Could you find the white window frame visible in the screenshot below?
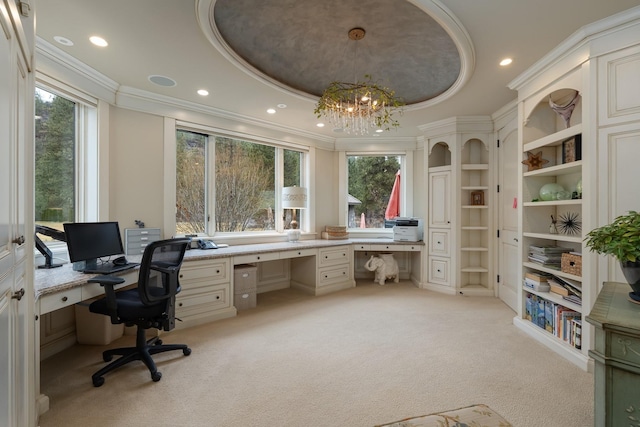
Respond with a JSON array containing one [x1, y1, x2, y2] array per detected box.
[[339, 150, 413, 235], [35, 75, 100, 257], [170, 120, 313, 244]]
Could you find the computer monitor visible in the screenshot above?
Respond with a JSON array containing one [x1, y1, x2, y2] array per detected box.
[[63, 222, 125, 269]]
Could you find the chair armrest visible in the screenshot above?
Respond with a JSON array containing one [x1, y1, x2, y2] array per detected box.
[[88, 275, 126, 324]]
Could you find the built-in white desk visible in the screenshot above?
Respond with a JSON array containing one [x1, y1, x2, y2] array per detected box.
[[34, 238, 423, 416]]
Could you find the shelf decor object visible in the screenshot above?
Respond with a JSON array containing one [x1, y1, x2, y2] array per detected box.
[[282, 186, 307, 242], [521, 151, 549, 171], [562, 134, 582, 163], [549, 90, 581, 127], [557, 212, 581, 235], [585, 211, 640, 299], [313, 28, 404, 135]]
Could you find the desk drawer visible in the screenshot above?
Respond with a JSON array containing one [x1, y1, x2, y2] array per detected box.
[[234, 252, 279, 265], [278, 248, 316, 259], [318, 246, 350, 267], [318, 265, 350, 287], [353, 244, 370, 251], [39, 287, 82, 314], [369, 243, 421, 252], [180, 259, 230, 284], [176, 283, 230, 313]]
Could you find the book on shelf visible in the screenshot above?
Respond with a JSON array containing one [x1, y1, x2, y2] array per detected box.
[[549, 281, 569, 296], [525, 271, 552, 282], [529, 245, 574, 255], [523, 278, 550, 292], [563, 294, 582, 306]]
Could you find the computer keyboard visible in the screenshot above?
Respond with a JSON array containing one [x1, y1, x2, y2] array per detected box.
[[82, 263, 139, 275]]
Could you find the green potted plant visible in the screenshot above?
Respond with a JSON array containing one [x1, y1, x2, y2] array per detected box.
[[584, 210, 640, 296]]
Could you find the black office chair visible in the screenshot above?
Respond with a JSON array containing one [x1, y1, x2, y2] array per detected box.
[[87, 238, 191, 387]]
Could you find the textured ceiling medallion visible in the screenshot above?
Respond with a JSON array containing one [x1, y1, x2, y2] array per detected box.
[[198, 0, 475, 109]]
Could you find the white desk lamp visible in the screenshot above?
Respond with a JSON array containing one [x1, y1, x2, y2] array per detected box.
[[282, 186, 307, 242]]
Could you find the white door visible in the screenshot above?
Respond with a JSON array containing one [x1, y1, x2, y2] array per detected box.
[[429, 170, 451, 228], [0, 2, 34, 426], [497, 125, 519, 312]]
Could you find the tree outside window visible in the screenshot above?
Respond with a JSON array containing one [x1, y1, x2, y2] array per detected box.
[[34, 88, 76, 234], [175, 130, 305, 235], [348, 155, 402, 228]]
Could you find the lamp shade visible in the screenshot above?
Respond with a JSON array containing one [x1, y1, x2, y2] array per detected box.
[[282, 186, 307, 209]]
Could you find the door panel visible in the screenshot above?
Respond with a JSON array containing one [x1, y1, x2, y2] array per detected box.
[[498, 125, 519, 312]]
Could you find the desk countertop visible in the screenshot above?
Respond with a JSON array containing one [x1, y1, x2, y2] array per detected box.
[[35, 238, 423, 299]]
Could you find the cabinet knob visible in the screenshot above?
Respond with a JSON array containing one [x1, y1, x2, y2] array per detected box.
[[257, 256, 261, 260], [61, 296, 68, 302], [216, 296, 220, 300], [437, 241, 441, 244], [180, 274, 183, 278], [179, 302, 183, 307], [216, 270, 220, 274], [298, 251, 301, 255], [514, 238, 518, 242]]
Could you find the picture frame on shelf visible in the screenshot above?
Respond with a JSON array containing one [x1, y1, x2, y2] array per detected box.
[[471, 191, 484, 206], [562, 134, 582, 163]]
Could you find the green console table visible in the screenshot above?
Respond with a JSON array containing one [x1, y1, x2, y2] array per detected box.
[[586, 281, 640, 427]]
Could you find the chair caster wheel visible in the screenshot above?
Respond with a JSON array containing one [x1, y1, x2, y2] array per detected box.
[[103, 354, 112, 362], [93, 377, 105, 387], [183, 347, 192, 356], [155, 339, 163, 345], [152, 371, 162, 382]]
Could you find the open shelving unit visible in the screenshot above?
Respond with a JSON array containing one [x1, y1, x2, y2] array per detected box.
[[516, 81, 591, 369], [458, 139, 492, 295]]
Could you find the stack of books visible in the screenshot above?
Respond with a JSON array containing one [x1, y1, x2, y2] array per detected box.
[[528, 245, 574, 269], [524, 293, 581, 348], [523, 271, 552, 292], [548, 275, 582, 305], [321, 225, 349, 240]]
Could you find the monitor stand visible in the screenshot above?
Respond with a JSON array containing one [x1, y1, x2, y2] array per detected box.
[[73, 258, 98, 272]]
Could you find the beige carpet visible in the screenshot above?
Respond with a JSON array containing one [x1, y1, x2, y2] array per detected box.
[[38, 281, 593, 426]]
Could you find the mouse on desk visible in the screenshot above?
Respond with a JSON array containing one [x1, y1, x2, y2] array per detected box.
[[112, 256, 128, 266]]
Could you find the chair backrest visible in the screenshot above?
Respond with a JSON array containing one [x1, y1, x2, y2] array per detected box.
[[137, 238, 190, 307]]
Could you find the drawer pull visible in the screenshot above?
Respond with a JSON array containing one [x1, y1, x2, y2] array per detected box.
[[298, 251, 301, 255], [61, 296, 68, 302], [179, 302, 183, 307], [216, 296, 220, 300], [257, 256, 261, 260], [12, 288, 25, 301], [324, 275, 328, 278], [180, 274, 183, 278], [216, 270, 220, 274]]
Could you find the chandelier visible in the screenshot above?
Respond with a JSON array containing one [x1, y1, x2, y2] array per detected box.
[[314, 28, 404, 135]]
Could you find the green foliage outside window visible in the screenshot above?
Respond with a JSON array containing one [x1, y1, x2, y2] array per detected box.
[[34, 89, 75, 230], [348, 155, 401, 228]]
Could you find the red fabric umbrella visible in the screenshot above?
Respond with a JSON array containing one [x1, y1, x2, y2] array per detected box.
[[385, 171, 400, 220]]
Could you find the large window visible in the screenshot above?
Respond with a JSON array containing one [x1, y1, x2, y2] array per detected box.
[[35, 88, 76, 231], [347, 154, 403, 229], [176, 129, 306, 236], [34, 83, 98, 246]]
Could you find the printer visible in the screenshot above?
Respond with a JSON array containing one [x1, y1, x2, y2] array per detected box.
[[392, 217, 424, 242]]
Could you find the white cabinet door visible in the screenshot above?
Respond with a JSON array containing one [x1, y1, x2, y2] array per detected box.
[[0, 2, 34, 425], [429, 170, 451, 228]]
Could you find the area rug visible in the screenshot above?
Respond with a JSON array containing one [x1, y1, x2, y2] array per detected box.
[[375, 404, 513, 427]]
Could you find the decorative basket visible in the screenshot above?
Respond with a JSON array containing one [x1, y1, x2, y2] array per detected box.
[[561, 253, 582, 276]]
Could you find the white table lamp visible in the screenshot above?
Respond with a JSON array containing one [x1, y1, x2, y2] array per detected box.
[[282, 186, 307, 242]]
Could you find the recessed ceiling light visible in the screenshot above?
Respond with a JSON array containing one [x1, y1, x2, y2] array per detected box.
[[500, 58, 513, 66], [197, 89, 209, 96], [267, 108, 276, 114], [148, 75, 177, 87], [89, 36, 108, 47], [54, 36, 74, 46], [316, 123, 325, 128], [277, 104, 287, 109]]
